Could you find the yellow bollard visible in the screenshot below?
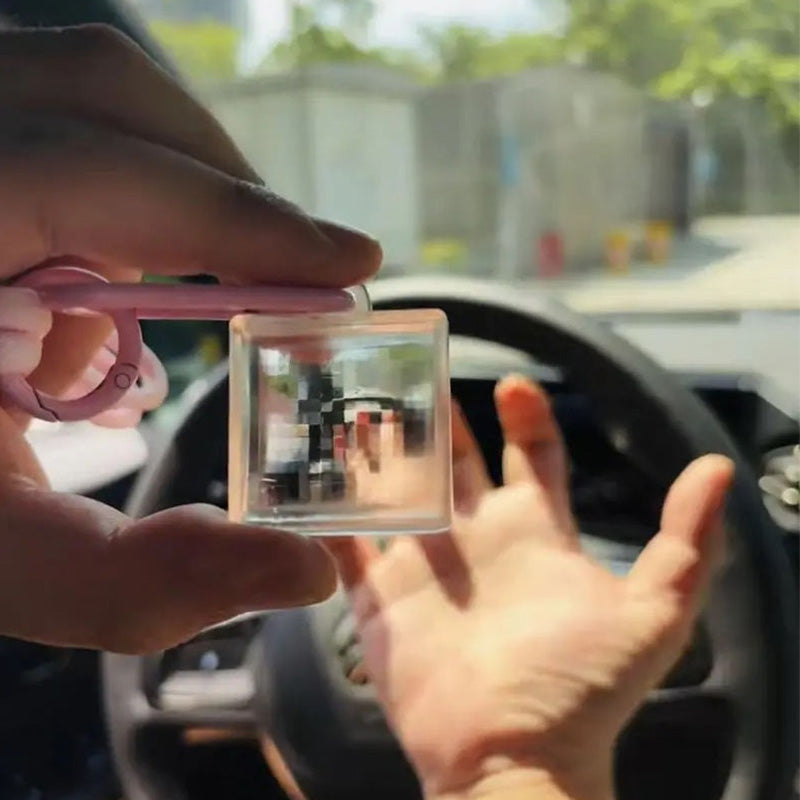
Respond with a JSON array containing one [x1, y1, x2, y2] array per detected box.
[[605, 230, 632, 274], [645, 220, 673, 264]]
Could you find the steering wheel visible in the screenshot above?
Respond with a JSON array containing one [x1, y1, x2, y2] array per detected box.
[[103, 278, 798, 800]]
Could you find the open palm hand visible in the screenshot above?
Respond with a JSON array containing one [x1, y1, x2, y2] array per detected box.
[[328, 376, 732, 800]]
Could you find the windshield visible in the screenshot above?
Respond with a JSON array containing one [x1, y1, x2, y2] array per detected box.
[[133, 0, 799, 303], [130, 0, 799, 418]]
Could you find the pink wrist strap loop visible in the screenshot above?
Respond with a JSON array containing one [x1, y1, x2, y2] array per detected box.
[[0, 266, 143, 422]]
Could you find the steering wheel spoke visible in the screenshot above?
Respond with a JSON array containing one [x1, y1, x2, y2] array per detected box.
[[101, 613, 265, 797]]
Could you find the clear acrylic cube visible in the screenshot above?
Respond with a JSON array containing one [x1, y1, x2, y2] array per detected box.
[[228, 308, 452, 536]]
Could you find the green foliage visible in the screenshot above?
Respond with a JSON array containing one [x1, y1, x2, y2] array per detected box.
[[266, 0, 373, 70], [562, 0, 800, 128], [268, 24, 386, 70], [418, 25, 563, 82], [150, 0, 797, 139], [264, 1, 425, 76], [417, 25, 493, 82], [150, 19, 239, 85], [409, 0, 799, 140], [421, 238, 469, 268]]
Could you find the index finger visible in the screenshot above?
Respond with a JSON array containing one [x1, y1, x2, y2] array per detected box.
[[1, 110, 382, 288], [1, 111, 381, 403], [0, 24, 259, 184]]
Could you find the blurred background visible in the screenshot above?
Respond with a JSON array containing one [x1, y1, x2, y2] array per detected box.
[[130, 0, 799, 274], [123, 0, 798, 425]]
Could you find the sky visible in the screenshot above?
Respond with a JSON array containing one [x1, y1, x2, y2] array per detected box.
[[239, 0, 554, 72]]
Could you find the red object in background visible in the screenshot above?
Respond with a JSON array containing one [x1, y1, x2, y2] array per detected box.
[[333, 424, 347, 463], [355, 411, 371, 451], [538, 231, 565, 278]]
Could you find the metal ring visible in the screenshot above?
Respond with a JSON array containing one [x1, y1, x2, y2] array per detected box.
[[0, 265, 143, 422]]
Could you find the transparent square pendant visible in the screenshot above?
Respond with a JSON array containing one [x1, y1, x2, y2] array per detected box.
[[228, 309, 452, 536]]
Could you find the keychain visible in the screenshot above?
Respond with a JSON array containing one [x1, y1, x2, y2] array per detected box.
[[0, 262, 360, 423], [0, 262, 452, 536]]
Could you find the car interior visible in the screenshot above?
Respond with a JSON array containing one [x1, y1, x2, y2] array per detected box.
[[0, 1, 798, 800]]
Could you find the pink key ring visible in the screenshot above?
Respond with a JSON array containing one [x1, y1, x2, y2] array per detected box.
[[0, 263, 366, 423], [60, 328, 170, 427]]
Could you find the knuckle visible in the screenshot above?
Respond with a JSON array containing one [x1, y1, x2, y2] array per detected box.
[[64, 23, 136, 58], [226, 178, 291, 216], [0, 24, 139, 77], [58, 24, 145, 87], [0, 108, 100, 164], [482, 482, 543, 520]]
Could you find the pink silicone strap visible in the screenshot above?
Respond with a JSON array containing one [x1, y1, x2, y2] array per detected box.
[[0, 262, 366, 423], [36, 280, 356, 318]]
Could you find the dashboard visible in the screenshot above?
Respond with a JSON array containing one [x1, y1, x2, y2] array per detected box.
[[0, 364, 797, 799]]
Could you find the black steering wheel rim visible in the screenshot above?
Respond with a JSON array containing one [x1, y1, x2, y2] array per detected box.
[[103, 277, 798, 800]]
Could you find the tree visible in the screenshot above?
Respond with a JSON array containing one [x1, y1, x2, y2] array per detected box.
[[149, 19, 239, 84], [419, 25, 563, 82], [417, 26, 493, 82], [418, 0, 798, 156], [561, 0, 799, 128], [264, 0, 421, 75], [264, 0, 798, 146]]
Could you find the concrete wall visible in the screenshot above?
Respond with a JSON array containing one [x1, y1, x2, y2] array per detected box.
[[417, 67, 650, 275], [205, 65, 421, 267], [211, 88, 312, 206], [205, 64, 694, 277]]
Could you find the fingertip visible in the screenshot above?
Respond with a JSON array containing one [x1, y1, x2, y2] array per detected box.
[[323, 535, 378, 589], [707, 454, 736, 490], [133, 507, 338, 609], [634, 454, 736, 600], [665, 454, 735, 534], [321, 535, 356, 565], [314, 220, 383, 283], [494, 372, 537, 397], [0, 287, 53, 337], [495, 374, 555, 446], [495, 373, 547, 412], [298, 538, 339, 602], [89, 407, 143, 428], [249, 528, 338, 602], [0, 331, 43, 376], [681, 453, 735, 485]]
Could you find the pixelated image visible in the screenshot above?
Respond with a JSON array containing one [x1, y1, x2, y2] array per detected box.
[[250, 332, 443, 528]]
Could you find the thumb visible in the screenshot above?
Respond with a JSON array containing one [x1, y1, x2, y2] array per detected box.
[[0, 482, 336, 653], [628, 454, 734, 610]]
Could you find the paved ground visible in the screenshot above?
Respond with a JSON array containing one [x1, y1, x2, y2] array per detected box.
[[451, 216, 800, 415], [521, 215, 800, 315]]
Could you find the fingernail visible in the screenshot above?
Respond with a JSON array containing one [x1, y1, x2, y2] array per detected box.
[[5, 287, 43, 307], [0, 331, 43, 375], [314, 220, 383, 277], [0, 287, 52, 337], [190, 504, 229, 520], [248, 533, 336, 606], [297, 537, 338, 601]]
